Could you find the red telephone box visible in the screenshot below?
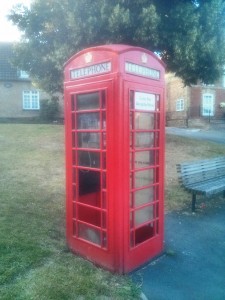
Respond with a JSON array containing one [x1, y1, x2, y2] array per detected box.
[[64, 44, 165, 273]]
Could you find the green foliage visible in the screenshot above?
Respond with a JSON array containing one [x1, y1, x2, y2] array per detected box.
[[39, 97, 60, 121], [158, 0, 225, 85], [8, 0, 225, 94]]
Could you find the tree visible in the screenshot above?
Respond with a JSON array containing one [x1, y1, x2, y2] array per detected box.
[[8, 0, 225, 95]]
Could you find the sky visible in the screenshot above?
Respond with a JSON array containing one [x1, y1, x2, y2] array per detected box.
[[0, 1, 31, 42]]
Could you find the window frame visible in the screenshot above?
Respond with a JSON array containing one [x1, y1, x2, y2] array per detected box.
[[202, 93, 214, 117], [176, 98, 184, 111], [22, 90, 40, 110], [20, 70, 29, 79]]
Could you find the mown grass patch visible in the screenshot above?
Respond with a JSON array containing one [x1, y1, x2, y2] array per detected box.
[[1, 124, 225, 299], [0, 124, 140, 300]]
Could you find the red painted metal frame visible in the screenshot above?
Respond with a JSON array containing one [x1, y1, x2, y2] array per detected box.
[[64, 44, 165, 273]]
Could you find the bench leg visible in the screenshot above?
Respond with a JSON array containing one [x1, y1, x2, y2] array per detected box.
[[192, 193, 196, 212]]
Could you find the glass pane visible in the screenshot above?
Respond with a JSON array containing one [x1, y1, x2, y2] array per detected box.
[[130, 132, 134, 148], [72, 133, 76, 147], [130, 173, 134, 189], [102, 231, 107, 248], [130, 211, 134, 227], [155, 114, 160, 129], [102, 132, 107, 149], [130, 152, 134, 170], [32, 98, 38, 109], [156, 220, 159, 234], [135, 223, 154, 245], [71, 95, 75, 111], [155, 202, 159, 218], [130, 112, 134, 130], [135, 150, 158, 169], [73, 202, 76, 218], [78, 170, 100, 196], [135, 132, 154, 148], [77, 92, 99, 110], [130, 231, 135, 247], [135, 151, 150, 169], [77, 113, 100, 129], [154, 132, 159, 147], [102, 172, 107, 189], [135, 205, 154, 226], [101, 91, 106, 109], [156, 94, 160, 111], [73, 221, 77, 236], [130, 192, 134, 208], [134, 187, 155, 207], [72, 185, 76, 202], [78, 132, 100, 149], [102, 212, 107, 229], [102, 152, 106, 169], [78, 205, 101, 226], [78, 188, 100, 207], [102, 111, 106, 129], [130, 91, 134, 109], [78, 223, 101, 245], [135, 169, 154, 188], [72, 113, 75, 129], [135, 112, 155, 130], [78, 151, 100, 168], [72, 168, 76, 183]]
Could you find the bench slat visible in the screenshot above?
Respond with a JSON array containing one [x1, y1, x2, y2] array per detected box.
[[180, 170, 225, 185], [177, 156, 225, 211], [178, 162, 225, 170], [184, 176, 225, 195], [177, 157, 225, 185]]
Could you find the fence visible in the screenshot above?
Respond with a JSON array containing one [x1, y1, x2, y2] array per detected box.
[[166, 106, 225, 127]]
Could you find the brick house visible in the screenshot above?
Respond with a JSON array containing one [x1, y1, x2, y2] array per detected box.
[[0, 42, 50, 121], [166, 72, 225, 127]]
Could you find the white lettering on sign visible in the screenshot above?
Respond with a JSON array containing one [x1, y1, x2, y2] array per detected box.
[[70, 61, 111, 79], [135, 92, 156, 111], [125, 62, 160, 80]]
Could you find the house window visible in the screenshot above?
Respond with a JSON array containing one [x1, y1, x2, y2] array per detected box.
[[202, 93, 214, 116], [23, 90, 40, 110], [20, 70, 29, 79], [176, 98, 184, 111]]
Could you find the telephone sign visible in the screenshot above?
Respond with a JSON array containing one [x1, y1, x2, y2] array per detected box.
[[64, 44, 165, 274], [125, 61, 160, 79], [134, 92, 156, 111], [70, 61, 111, 79]]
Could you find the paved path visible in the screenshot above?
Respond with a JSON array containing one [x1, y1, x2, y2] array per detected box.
[[131, 201, 225, 300], [166, 127, 225, 145], [131, 127, 225, 300]]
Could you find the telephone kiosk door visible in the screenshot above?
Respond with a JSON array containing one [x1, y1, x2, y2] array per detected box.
[[123, 82, 165, 272], [65, 82, 115, 270]]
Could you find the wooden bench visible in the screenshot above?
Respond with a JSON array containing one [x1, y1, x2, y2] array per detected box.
[[177, 156, 225, 211]]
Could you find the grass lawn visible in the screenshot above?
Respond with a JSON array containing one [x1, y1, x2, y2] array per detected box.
[[1, 124, 225, 299], [0, 124, 139, 300]]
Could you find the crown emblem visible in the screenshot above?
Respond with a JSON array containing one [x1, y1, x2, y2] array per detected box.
[[85, 52, 93, 63], [141, 53, 148, 64]]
